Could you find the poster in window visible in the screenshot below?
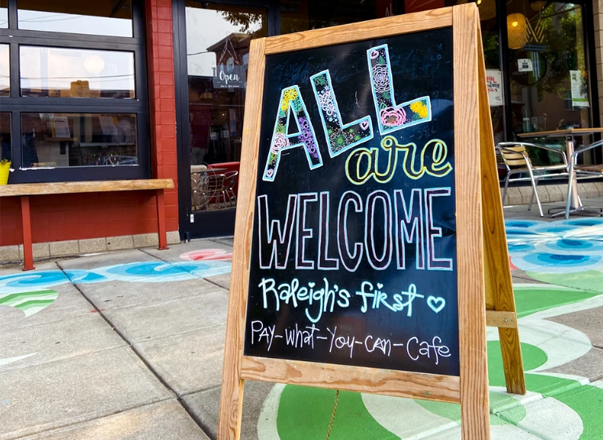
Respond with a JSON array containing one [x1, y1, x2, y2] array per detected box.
[[486, 69, 502, 107], [570, 70, 589, 108], [99, 116, 119, 136], [52, 116, 70, 138]]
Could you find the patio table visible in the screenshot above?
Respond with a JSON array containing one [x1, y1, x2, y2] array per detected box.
[[518, 128, 603, 218]]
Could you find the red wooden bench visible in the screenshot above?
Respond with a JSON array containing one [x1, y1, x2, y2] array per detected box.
[[0, 179, 174, 270]]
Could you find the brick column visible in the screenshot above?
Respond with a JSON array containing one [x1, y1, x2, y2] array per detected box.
[[146, 0, 179, 233]]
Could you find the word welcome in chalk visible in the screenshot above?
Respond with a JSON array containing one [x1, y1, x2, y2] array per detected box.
[[258, 187, 453, 272], [258, 277, 446, 323], [263, 44, 436, 182], [250, 319, 452, 364]]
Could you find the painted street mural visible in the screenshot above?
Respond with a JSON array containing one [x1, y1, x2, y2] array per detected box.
[[257, 219, 603, 440], [0, 249, 232, 368], [1, 224, 603, 438]]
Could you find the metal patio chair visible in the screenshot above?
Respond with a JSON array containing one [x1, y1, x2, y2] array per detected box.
[[564, 139, 603, 219], [221, 170, 239, 206], [496, 142, 568, 217]]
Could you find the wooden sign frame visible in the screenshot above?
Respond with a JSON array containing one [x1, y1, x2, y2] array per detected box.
[[219, 5, 525, 439]]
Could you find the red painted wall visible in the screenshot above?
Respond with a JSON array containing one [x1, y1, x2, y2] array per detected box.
[[0, 0, 179, 247]]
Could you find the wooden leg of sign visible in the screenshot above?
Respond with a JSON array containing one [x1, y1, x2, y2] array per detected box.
[[477, 25, 526, 395], [218, 37, 267, 440], [454, 5, 491, 439]]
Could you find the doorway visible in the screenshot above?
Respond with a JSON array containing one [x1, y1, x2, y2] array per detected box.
[[174, 0, 273, 239], [174, 0, 390, 239]]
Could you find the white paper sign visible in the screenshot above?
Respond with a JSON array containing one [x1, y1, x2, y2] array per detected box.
[[486, 69, 503, 107], [517, 59, 533, 72], [53, 117, 70, 138], [570, 70, 589, 108], [99, 116, 119, 136]]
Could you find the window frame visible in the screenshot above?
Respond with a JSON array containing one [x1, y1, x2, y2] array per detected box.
[[0, 0, 150, 183]]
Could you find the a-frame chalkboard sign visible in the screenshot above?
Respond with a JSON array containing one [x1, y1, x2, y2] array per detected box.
[[219, 5, 525, 439]]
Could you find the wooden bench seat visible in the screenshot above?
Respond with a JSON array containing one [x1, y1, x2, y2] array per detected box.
[[0, 179, 174, 270]]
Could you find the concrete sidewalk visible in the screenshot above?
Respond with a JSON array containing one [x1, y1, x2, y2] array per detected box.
[[2, 198, 603, 439], [0, 237, 273, 440]]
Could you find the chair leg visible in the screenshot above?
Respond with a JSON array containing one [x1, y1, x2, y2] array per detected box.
[[528, 180, 536, 211], [566, 163, 575, 219], [528, 170, 543, 217], [502, 176, 510, 205]]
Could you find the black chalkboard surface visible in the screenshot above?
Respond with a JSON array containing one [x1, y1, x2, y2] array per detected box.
[[243, 28, 459, 376]]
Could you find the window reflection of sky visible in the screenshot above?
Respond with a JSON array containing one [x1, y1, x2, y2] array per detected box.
[[17, 10, 132, 37], [0, 7, 6, 29], [20, 46, 135, 97], [186, 7, 264, 77], [0, 44, 8, 94]]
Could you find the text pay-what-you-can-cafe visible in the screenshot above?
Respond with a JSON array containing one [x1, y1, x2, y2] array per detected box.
[[0, 0, 600, 261]]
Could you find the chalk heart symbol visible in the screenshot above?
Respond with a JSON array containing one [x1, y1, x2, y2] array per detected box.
[[360, 120, 369, 131], [427, 296, 446, 314]]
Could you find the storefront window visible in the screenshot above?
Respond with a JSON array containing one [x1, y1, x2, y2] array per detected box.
[[20, 113, 137, 168], [0, 113, 10, 162], [20, 46, 135, 98], [0, 0, 7, 28], [471, 0, 504, 144], [507, 2, 590, 136], [17, 0, 133, 37], [1, 0, 148, 183], [0, 44, 8, 96], [280, 0, 380, 34], [185, 1, 267, 212]]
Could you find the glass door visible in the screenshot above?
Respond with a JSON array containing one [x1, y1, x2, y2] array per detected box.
[[176, 1, 268, 239], [505, 2, 593, 161]]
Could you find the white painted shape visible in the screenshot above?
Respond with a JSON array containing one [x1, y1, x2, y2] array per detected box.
[[512, 283, 584, 290], [0, 353, 36, 367], [488, 323, 590, 372], [515, 398, 583, 440], [590, 380, 603, 390], [360, 393, 457, 439], [422, 424, 544, 440], [489, 386, 542, 414], [517, 320, 591, 372], [257, 383, 285, 440], [486, 326, 499, 339]]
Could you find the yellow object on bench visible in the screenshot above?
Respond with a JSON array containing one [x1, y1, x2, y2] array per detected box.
[[0, 161, 10, 186]]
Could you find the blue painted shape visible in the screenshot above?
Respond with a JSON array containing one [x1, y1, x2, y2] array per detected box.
[[523, 252, 601, 267]]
